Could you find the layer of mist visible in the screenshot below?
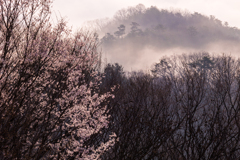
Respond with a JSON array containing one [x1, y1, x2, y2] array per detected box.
[[91, 4, 240, 71]]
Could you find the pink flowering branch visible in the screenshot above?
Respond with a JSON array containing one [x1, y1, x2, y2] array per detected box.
[[0, 0, 115, 159]]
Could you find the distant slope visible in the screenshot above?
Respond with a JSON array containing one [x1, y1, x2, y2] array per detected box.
[[93, 4, 240, 70]]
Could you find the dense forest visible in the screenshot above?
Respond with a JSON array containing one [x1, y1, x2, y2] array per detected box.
[[1, 1, 240, 160], [98, 52, 240, 159]]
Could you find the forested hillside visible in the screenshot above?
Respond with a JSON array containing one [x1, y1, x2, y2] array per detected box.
[[92, 4, 240, 70]]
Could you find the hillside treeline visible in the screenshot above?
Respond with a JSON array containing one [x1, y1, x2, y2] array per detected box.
[[100, 4, 240, 50], [93, 52, 240, 159], [96, 4, 240, 71]]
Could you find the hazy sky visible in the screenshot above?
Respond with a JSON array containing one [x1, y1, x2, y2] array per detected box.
[[52, 0, 240, 30]]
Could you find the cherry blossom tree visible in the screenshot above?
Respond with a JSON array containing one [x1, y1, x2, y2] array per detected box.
[[0, 0, 115, 159]]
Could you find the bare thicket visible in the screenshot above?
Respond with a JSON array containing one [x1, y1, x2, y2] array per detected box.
[[100, 53, 240, 160]]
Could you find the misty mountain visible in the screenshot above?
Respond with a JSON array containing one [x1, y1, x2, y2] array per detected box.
[[92, 4, 240, 70]]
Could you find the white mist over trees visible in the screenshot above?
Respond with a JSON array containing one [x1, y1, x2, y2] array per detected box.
[[95, 4, 240, 71]]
